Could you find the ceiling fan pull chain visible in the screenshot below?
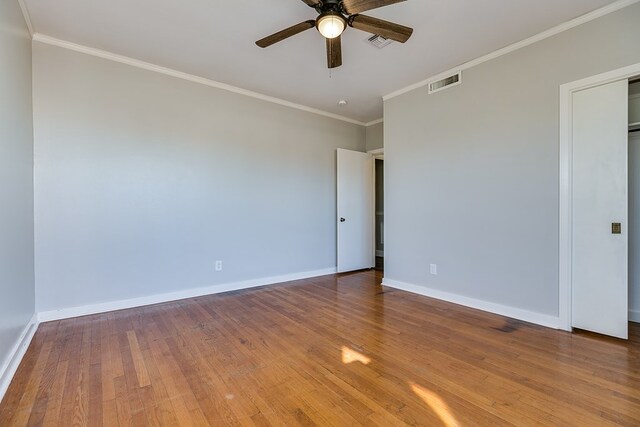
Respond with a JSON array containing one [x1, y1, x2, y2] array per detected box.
[[329, 42, 332, 78]]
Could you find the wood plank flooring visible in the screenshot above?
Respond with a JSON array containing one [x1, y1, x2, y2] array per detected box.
[[1, 270, 639, 426]]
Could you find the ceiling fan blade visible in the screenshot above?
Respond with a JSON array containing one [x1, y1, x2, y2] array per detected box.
[[300, 0, 322, 7], [256, 20, 316, 48], [349, 14, 413, 43], [326, 35, 342, 69], [341, 0, 406, 15]]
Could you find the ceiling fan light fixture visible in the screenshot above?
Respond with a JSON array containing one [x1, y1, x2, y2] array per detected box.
[[316, 12, 346, 39], [255, 0, 414, 69]]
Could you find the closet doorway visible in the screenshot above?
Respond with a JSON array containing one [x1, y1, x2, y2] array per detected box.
[[559, 64, 640, 339]]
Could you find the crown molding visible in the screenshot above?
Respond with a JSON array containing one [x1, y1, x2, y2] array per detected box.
[[365, 118, 383, 126], [32, 33, 368, 127], [383, 0, 640, 101], [17, 0, 34, 37]]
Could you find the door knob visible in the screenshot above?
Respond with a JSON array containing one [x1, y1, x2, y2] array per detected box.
[[340, 218, 346, 222]]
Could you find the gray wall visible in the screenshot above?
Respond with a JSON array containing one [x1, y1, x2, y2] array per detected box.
[[366, 122, 384, 151], [384, 3, 640, 317], [33, 43, 365, 312], [0, 1, 35, 368]]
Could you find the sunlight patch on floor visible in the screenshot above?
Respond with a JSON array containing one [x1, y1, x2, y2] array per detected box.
[[341, 346, 371, 365], [409, 381, 459, 427]]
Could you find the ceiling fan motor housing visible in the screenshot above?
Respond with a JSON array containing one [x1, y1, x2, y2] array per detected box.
[[317, 0, 343, 12]]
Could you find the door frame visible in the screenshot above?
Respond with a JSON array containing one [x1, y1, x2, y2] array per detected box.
[[559, 62, 640, 332], [368, 148, 384, 160], [368, 149, 384, 260], [336, 149, 376, 273]]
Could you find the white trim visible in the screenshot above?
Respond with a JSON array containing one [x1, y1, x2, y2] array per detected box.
[[558, 62, 640, 331], [365, 118, 383, 126], [382, 278, 560, 329], [630, 309, 640, 323], [558, 84, 573, 332], [31, 34, 367, 127], [383, 0, 640, 101], [0, 314, 38, 403], [368, 148, 384, 160], [37, 267, 337, 322], [16, 0, 34, 38], [371, 154, 377, 269]]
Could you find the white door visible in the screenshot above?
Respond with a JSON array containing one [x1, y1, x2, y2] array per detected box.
[[337, 149, 374, 273], [572, 79, 628, 339]]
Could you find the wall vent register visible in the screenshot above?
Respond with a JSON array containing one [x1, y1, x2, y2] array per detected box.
[[428, 72, 462, 94]]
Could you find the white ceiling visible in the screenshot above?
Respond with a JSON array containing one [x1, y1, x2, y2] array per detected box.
[[24, 0, 618, 123]]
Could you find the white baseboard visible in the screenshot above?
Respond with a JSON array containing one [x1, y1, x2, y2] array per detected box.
[[0, 314, 39, 403], [630, 309, 640, 323], [37, 267, 337, 322], [382, 278, 560, 329]]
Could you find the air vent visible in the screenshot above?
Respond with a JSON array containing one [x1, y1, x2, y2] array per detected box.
[[428, 72, 462, 94], [366, 34, 393, 49]]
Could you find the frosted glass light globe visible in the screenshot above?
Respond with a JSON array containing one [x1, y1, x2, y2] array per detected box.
[[317, 14, 345, 39]]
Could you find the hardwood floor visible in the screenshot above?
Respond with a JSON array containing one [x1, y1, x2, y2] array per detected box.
[[1, 270, 639, 426]]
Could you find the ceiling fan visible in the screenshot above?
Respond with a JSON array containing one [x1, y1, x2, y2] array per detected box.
[[256, 0, 413, 69]]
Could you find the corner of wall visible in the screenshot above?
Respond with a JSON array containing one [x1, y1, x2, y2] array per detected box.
[[0, 315, 38, 403]]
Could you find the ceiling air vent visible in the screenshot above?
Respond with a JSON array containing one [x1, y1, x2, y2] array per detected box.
[[428, 72, 462, 94], [366, 34, 393, 49]]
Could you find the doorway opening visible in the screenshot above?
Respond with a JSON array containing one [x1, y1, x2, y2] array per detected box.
[[559, 64, 640, 340], [336, 149, 375, 273], [375, 158, 384, 272], [335, 147, 382, 274]]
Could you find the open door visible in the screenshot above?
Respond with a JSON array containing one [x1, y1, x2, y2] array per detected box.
[[337, 149, 374, 273], [572, 79, 628, 339]]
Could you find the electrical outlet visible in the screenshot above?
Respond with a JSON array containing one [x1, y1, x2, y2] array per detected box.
[[430, 264, 437, 275], [215, 260, 223, 272]]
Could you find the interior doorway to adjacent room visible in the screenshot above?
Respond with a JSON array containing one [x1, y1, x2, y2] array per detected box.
[[335, 148, 384, 273], [370, 149, 384, 272]]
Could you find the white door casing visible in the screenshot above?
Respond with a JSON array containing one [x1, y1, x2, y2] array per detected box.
[[337, 149, 375, 273], [559, 62, 640, 334], [571, 80, 628, 339]]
